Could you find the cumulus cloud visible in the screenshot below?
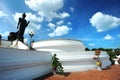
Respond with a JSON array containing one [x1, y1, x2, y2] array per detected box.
[[90, 12, 120, 32], [13, 12, 43, 23], [25, 0, 69, 21], [25, 23, 41, 34], [38, 11, 57, 21], [48, 25, 72, 37], [24, 0, 71, 37], [88, 43, 95, 46], [56, 20, 64, 25], [0, 10, 7, 18], [12, 13, 22, 22], [59, 12, 70, 19], [104, 34, 113, 40], [0, 31, 9, 38], [26, 13, 43, 23], [25, 0, 63, 12], [48, 23, 56, 30]]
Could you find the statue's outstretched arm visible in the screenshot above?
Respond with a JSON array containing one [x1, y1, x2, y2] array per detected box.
[[26, 21, 30, 27]]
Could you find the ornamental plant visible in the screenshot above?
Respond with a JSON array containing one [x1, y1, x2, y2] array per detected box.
[[51, 54, 64, 74]]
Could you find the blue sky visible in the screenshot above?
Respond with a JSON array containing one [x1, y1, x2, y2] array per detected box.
[[0, 0, 120, 49]]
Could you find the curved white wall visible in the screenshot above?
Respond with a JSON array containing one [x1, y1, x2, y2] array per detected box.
[[32, 39, 85, 52], [51, 51, 111, 72], [0, 48, 52, 80], [33, 39, 111, 72]]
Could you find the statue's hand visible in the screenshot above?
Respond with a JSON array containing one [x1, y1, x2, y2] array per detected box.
[[28, 21, 30, 24]]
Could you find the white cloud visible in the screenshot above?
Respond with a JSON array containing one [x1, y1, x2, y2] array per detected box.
[[56, 21, 72, 27], [90, 12, 120, 32], [88, 43, 95, 46], [0, 10, 7, 18], [25, 23, 41, 34], [38, 11, 58, 21], [25, 0, 69, 21], [26, 13, 43, 23], [13, 12, 43, 23], [0, 31, 9, 38], [67, 22, 72, 25], [12, 13, 22, 22], [48, 23, 56, 30], [104, 34, 113, 40], [56, 20, 64, 25], [25, 0, 63, 12], [48, 25, 72, 37], [70, 7, 74, 12], [59, 12, 70, 19], [38, 10, 70, 21]]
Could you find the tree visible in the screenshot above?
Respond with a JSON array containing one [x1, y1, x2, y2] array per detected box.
[[114, 48, 120, 56], [51, 54, 64, 74], [85, 48, 90, 51], [91, 48, 97, 51]]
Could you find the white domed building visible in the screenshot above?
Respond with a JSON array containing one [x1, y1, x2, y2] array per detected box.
[[0, 39, 111, 79], [32, 39, 111, 72], [32, 39, 85, 52]]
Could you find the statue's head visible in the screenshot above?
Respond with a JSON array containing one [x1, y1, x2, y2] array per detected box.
[[22, 13, 26, 18]]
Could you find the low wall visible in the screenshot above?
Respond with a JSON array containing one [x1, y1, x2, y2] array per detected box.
[[0, 48, 52, 80], [0, 48, 111, 80], [52, 51, 111, 72], [0, 40, 29, 50]]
